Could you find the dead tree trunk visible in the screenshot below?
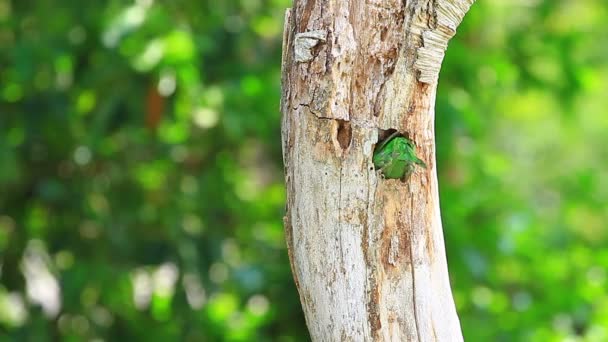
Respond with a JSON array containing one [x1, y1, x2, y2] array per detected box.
[[281, 1, 474, 340]]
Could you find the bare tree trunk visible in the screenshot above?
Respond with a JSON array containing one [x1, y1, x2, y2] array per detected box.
[[281, 1, 474, 341]]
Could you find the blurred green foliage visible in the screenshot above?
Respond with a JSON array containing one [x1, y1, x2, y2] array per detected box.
[[0, 0, 606, 341]]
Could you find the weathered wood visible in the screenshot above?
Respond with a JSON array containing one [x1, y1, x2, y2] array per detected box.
[[281, 1, 474, 340]]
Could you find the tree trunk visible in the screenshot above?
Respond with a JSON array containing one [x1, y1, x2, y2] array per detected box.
[[280, 1, 474, 341]]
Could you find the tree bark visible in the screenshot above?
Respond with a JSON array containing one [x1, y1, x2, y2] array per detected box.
[[280, 1, 474, 341]]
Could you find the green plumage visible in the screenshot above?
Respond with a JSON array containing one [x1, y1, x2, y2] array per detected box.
[[372, 132, 426, 179]]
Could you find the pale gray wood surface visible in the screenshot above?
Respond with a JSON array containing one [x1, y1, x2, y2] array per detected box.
[[281, 1, 474, 340]]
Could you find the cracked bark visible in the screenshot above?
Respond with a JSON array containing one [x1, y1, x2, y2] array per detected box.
[[281, 1, 474, 341]]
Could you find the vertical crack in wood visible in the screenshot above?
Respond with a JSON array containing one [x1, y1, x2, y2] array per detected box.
[[365, 165, 382, 339], [337, 146, 345, 278], [408, 194, 422, 342]]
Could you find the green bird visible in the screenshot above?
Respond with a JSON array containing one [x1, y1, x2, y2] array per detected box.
[[372, 132, 427, 179]]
